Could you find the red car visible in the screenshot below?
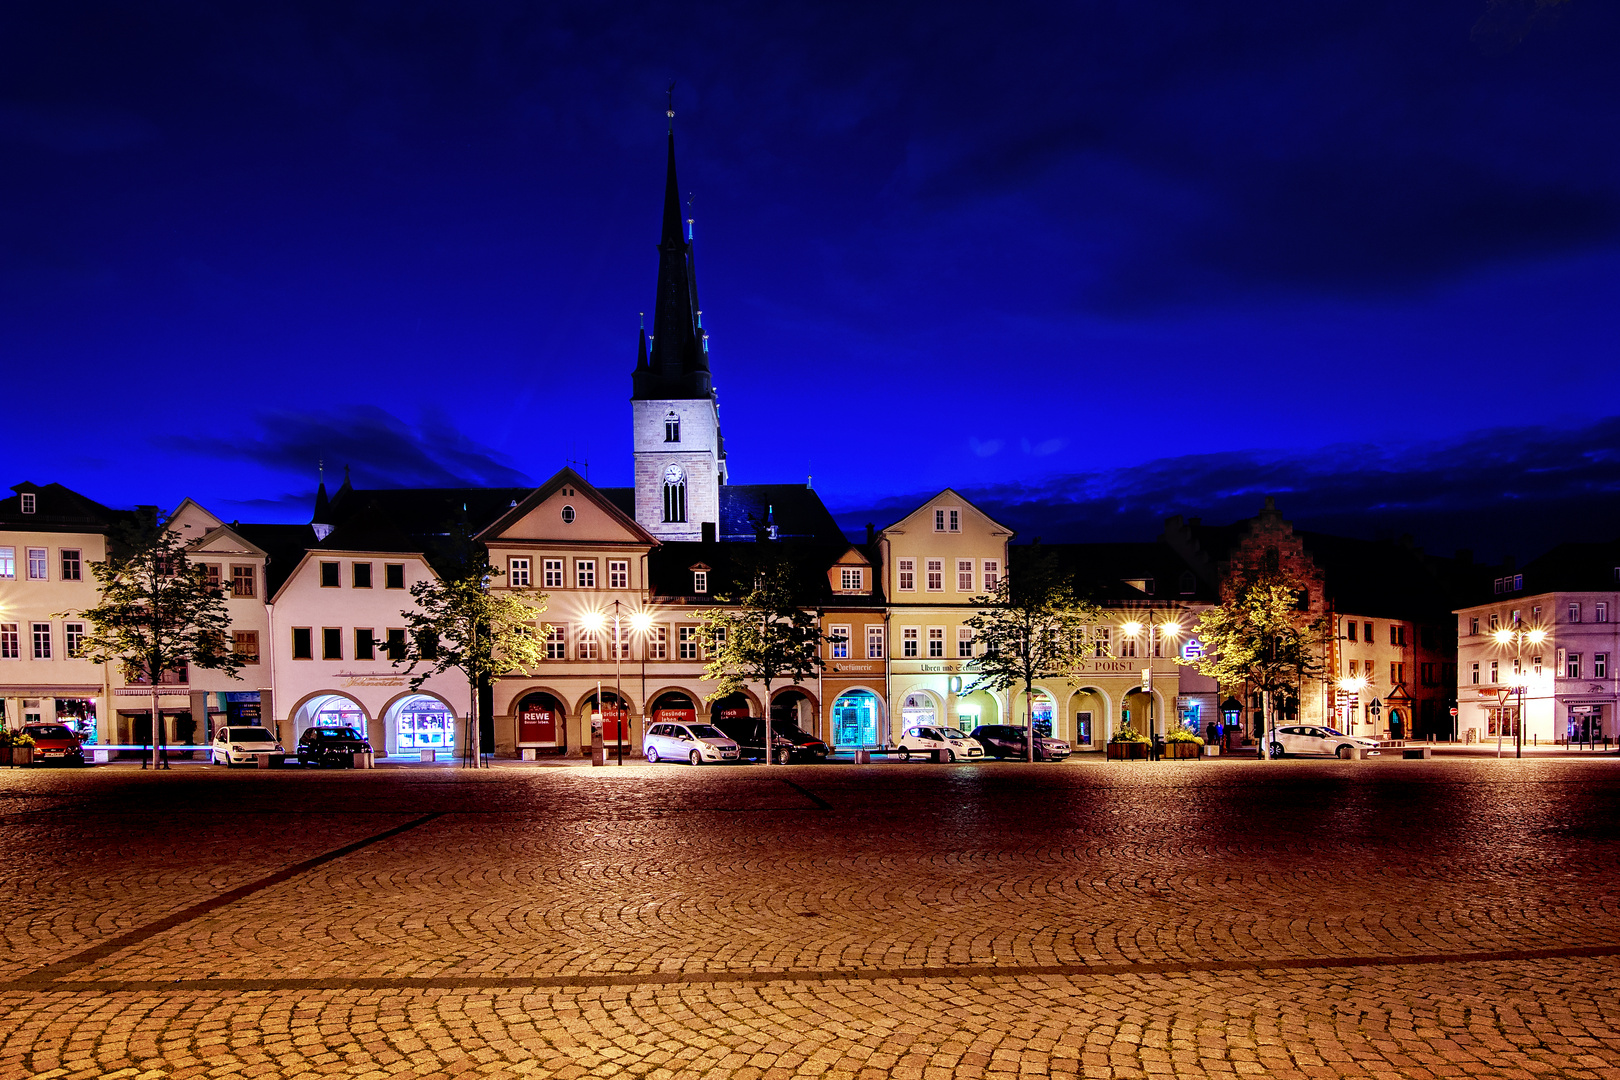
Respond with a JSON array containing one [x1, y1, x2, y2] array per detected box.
[[22, 723, 87, 766]]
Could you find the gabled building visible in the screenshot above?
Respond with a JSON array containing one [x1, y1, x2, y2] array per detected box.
[[0, 482, 122, 736], [1455, 539, 1620, 745]]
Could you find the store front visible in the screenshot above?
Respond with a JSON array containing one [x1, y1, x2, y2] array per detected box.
[[899, 690, 939, 730], [651, 691, 698, 725], [953, 689, 999, 735], [391, 694, 456, 752], [53, 698, 99, 742], [586, 690, 631, 752], [516, 691, 566, 749], [831, 689, 881, 747], [709, 692, 754, 723], [292, 694, 369, 749]]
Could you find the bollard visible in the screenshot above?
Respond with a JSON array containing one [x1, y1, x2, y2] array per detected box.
[[256, 754, 270, 770], [854, 748, 871, 764]]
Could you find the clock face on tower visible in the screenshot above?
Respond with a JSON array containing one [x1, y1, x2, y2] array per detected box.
[[663, 464, 685, 484]]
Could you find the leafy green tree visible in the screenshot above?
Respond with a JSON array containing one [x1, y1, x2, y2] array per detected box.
[[71, 512, 244, 769], [696, 547, 825, 765], [965, 544, 1105, 762], [1177, 570, 1327, 759], [395, 536, 548, 767]]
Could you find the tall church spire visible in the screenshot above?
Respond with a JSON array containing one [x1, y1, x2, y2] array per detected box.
[[633, 95, 711, 401]]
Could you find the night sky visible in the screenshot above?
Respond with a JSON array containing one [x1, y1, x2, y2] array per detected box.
[[4, 1, 1617, 561]]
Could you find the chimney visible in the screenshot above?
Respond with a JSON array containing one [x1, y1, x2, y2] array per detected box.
[[701, 521, 716, 543], [865, 522, 875, 545]]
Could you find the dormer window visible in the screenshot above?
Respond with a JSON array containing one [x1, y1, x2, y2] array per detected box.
[[20, 493, 35, 514], [665, 413, 680, 443], [841, 567, 863, 591], [693, 570, 708, 594]]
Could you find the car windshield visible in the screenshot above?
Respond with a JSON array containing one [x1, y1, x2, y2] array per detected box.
[[230, 729, 275, 743], [687, 724, 727, 739], [24, 725, 73, 740], [315, 727, 361, 739]]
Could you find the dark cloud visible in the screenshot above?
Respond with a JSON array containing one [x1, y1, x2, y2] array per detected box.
[[834, 419, 1620, 564], [165, 406, 535, 491]]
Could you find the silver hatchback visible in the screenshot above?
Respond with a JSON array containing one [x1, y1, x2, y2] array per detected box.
[[643, 722, 740, 765]]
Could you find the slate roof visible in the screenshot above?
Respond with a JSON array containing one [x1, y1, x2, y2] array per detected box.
[[1025, 542, 1217, 606], [719, 485, 844, 543], [649, 538, 856, 604], [1, 481, 125, 533]]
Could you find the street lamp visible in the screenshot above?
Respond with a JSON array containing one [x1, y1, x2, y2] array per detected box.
[[1121, 613, 1183, 752], [1492, 625, 1546, 759], [630, 610, 653, 752], [1337, 675, 1368, 734]]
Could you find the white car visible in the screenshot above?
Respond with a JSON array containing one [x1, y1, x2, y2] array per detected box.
[[211, 725, 286, 766], [643, 722, 740, 765], [896, 725, 985, 762], [1270, 725, 1381, 759]]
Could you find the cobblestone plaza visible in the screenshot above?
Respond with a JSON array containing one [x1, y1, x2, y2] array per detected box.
[[2, 757, 1618, 1079]]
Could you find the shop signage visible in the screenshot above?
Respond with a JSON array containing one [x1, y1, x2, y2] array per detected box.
[[653, 708, 696, 724], [339, 672, 408, 688], [1076, 660, 1138, 674], [114, 687, 191, 697], [717, 706, 750, 720], [829, 661, 881, 674], [918, 663, 965, 674], [593, 703, 627, 740], [519, 708, 556, 744]]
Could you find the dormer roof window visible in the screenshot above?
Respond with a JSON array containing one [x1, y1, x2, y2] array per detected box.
[[20, 493, 35, 514]]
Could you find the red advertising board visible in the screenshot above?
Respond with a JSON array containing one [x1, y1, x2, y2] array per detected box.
[[518, 708, 556, 744], [653, 708, 696, 725], [595, 704, 627, 741], [717, 706, 750, 720]]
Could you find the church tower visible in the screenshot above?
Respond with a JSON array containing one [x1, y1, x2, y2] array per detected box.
[[632, 102, 727, 542]]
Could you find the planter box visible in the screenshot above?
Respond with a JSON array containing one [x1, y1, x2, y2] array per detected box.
[[1107, 742, 1148, 760], [5, 747, 34, 767], [1164, 742, 1202, 759]]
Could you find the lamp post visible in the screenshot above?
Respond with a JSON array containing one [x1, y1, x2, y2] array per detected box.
[[1493, 625, 1546, 760], [631, 610, 653, 757], [1121, 613, 1183, 749], [1337, 675, 1368, 735]]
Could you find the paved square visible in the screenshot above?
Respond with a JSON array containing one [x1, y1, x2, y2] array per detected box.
[[2, 756, 1618, 1078]]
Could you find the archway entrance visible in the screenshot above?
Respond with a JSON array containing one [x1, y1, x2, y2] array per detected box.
[[295, 694, 366, 737], [831, 690, 881, 747], [516, 692, 565, 747], [952, 689, 998, 735], [900, 691, 939, 729], [1122, 688, 1155, 737], [709, 692, 753, 723], [651, 691, 698, 725], [585, 691, 631, 750], [771, 689, 814, 732], [1019, 689, 1056, 737], [1070, 688, 1106, 747], [391, 694, 455, 752]]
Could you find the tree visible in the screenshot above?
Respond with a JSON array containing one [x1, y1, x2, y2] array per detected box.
[[71, 511, 244, 769], [696, 547, 825, 765], [394, 533, 548, 767], [965, 544, 1105, 762], [1177, 570, 1327, 759]]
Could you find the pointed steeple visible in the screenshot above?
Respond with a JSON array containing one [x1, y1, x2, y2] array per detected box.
[[634, 313, 649, 372], [633, 102, 712, 402]]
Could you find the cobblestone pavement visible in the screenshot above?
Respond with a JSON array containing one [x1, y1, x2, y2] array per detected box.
[[1, 757, 1618, 1079]]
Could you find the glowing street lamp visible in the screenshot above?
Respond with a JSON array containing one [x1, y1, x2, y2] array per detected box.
[[1491, 624, 1546, 759], [1121, 613, 1185, 750]]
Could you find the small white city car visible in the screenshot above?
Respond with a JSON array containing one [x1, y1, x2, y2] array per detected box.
[[896, 725, 985, 762], [643, 722, 740, 765], [211, 725, 285, 766], [1270, 725, 1381, 759]]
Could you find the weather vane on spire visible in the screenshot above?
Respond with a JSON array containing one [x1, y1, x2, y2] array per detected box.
[[666, 80, 676, 130]]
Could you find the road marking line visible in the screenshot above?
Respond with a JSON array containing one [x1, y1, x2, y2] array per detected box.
[[6, 813, 443, 986]]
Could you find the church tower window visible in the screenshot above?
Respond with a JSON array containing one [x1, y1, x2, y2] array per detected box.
[[665, 414, 680, 442], [663, 464, 687, 523]]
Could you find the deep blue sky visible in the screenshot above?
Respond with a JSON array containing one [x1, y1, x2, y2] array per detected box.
[[4, 1, 1618, 561]]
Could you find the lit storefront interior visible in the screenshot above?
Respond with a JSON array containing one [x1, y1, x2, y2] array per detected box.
[[831, 689, 881, 747], [391, 694, 455, 751]]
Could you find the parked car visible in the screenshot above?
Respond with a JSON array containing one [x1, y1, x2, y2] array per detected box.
[[1270, 725, 1381, 759], [643, 721, 740, 765], [969, 724, 1071, 761], [895, 725, 984, 762], [296, 726, 372, 767], [21, 723, 86, 766], [715, 718, 830, 764], [211, 725, 286, 767]]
